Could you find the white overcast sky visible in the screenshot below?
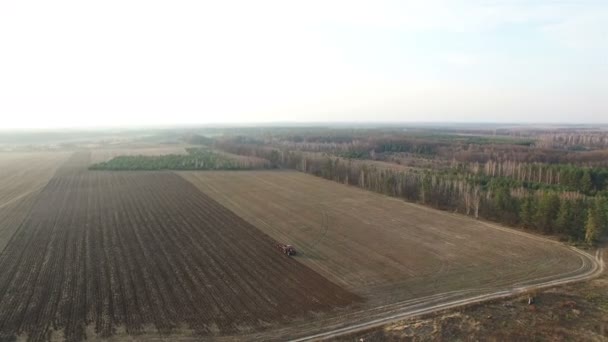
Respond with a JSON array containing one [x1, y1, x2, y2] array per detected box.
[[1, 1, 607, 128]]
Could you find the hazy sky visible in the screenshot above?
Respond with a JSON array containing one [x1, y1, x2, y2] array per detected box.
[[1, 1, 607, 128]]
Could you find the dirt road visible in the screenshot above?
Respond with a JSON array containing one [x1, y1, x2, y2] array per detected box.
[[290, 247, 603, 341]]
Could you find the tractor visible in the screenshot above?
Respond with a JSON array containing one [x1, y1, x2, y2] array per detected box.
[[275, 243, 296, 256]]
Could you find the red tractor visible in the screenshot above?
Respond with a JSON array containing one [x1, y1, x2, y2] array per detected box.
[[276, 243, 296, 256]]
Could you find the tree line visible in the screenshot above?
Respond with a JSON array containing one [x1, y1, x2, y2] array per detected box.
[[216, 141, 608, 244], [228, 131, 608, 167], [89, 148, 270, 171], [456, 160, 608, 195]]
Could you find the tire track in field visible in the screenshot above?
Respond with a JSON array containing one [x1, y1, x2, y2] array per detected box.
[[289, 247, 603, 342]]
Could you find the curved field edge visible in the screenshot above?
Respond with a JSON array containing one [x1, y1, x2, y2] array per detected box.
[[286, 248, 603, 342], [177, 170, 602, 340]]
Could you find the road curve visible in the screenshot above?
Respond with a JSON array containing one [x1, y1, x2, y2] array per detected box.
[[291, 247, 604, 342]]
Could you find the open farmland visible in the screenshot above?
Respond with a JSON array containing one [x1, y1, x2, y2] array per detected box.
[[0, 146, 602, 341], [0, 152, 359, 341], [180, 170, 599, 337], [0, 152, 70, 250]]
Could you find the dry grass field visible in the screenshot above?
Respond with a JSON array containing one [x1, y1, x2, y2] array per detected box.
[[0, 152, 70, 250], [0, 152, 358, 341], [181, 171, 591, 307]]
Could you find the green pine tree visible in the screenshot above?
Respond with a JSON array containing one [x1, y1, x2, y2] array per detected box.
[[581, 169, 593, 194], [520, 195, 535, 229], [556, 199, 573, 236], [585, 206, 599, 244], [534, 192, 560, 234]]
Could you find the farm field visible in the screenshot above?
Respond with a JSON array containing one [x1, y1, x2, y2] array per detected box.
[[181, 171, 594, 306], [0, 147, 601, 341], [0, 152, 70, 250], [0, 152, 359, 341], [339, 250, 608, 341]]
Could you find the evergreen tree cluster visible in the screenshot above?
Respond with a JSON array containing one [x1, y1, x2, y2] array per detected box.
[[89, 148, 269, 171]]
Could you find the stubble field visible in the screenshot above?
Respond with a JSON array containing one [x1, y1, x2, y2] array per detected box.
[[181, 171, 593, 305]]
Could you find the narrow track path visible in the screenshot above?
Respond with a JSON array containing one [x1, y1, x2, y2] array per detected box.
[[291, 247, 604, 341]]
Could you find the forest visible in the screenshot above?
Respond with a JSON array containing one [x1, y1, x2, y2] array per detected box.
[[89, 147, 269, 170], [207, 126, 608, 245]]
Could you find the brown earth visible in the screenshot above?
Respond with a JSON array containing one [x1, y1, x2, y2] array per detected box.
[[180, 170, 590, 308], [0, 152, 599, 341], [178, 170, 602, 341], [0, 152, 71, 250], [0, 153, 359, 341]]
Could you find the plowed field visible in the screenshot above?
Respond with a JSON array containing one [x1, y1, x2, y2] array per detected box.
[[0, 152, 70, 250], [0, 153, 359, 341]]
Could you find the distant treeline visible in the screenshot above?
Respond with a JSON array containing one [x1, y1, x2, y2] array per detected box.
[[267, 127, 608, 150], [215, 140, 608, 244], [457, 160, 608, 195], [89, 148, 269, 171], [272, 135, 608, 166]]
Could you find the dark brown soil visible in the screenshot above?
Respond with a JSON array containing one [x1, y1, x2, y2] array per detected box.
[[0, 152, 360, 341]]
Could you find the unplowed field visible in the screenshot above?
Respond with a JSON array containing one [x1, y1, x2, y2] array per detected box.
[[181, 171, 592, 306], [0, 152, 70, 250], [0, 153, 358, 341]]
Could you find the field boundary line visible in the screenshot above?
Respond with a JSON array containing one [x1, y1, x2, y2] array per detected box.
[[291, 246, 603, 342]]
